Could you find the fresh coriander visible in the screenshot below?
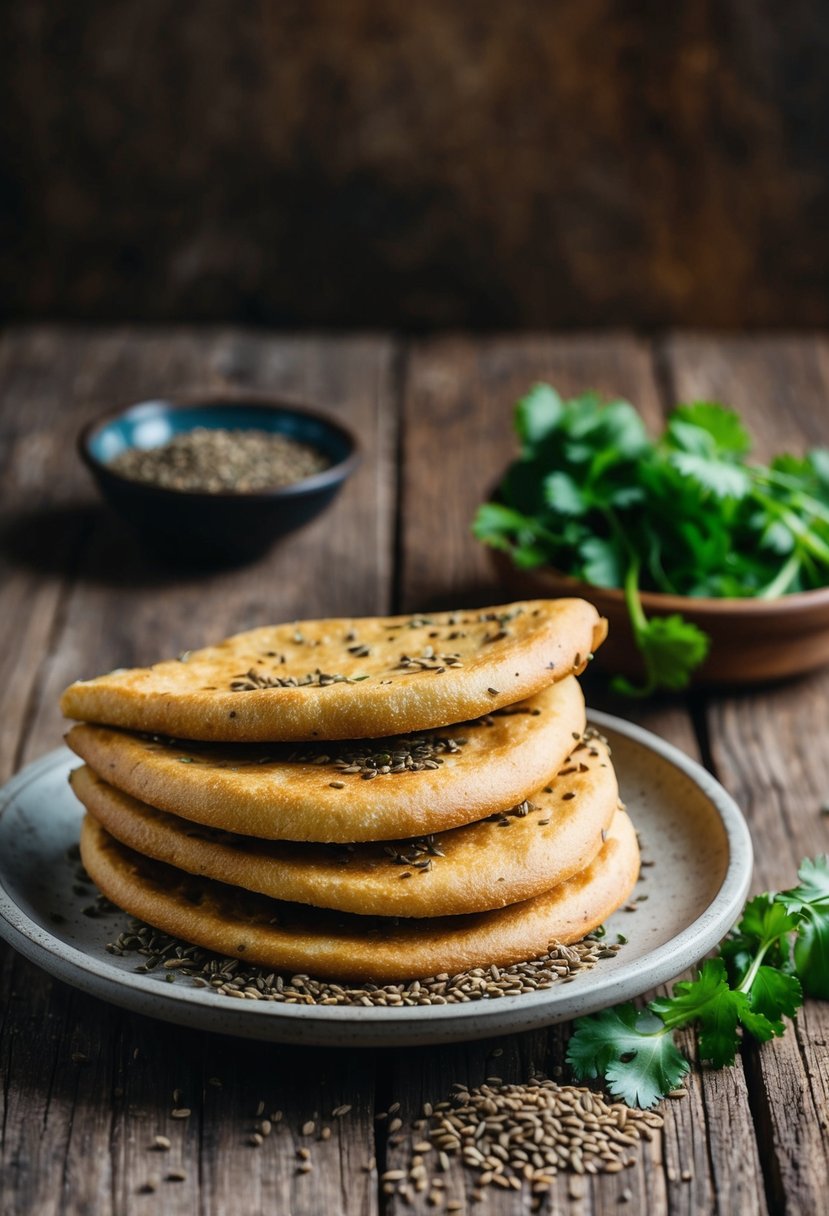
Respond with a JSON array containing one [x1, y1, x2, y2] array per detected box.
[[566, 856, 828, 1107], [473, 386, 829, 693]]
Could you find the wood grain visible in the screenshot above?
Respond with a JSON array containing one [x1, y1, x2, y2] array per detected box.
[[1, 328, 826, 1215], [664, 333, 829, 1216], [5, 3, 829, 330], [394, 333, 767, 1216], [0, 327, 396, 1216]]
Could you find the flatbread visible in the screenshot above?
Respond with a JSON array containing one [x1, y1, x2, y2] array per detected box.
[[66, 679, 585, 841], [79, 809, 639, 981], [60, 600, 606, 742], [70, 733, 617, 916]]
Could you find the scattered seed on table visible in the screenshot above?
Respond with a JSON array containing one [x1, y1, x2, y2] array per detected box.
[[166, 1169, 187, 1183], [302, 1120, 316, 1136], [258, 1119, 272, 1137], [248, 1133, 263, 1147], [71, 1052, 88, 1064], [171, 1108, 191, 1119], [152, 1135, 171, 1151], [332, 1104, 352, 1118]]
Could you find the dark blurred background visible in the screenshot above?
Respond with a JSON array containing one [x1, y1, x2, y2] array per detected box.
[[3, 0, 828, 330]]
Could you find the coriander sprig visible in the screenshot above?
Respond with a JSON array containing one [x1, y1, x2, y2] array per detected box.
[[473, 387, 829, 694], [566, 856, 828, 1108]]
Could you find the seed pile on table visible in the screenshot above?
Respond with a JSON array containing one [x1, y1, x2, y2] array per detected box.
[[62, 600, 640, 985], [378, 1078, 665, 1209], [108, 427, 330, 493]]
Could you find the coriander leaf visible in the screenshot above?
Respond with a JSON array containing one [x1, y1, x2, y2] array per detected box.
[[779, 856, 829, 997], [668, 452, 751, 501], [613, 613, 710, 697], [567, 1005, 689, 1109], [544, 471, 587, 516], [650, 958, 730, 1029], [471, 502, 535, 547], [515, 384, 564, 447], [793, 916, 829, 998], [591, 399, 650, 459], [578, 535, 624, 588], [720, 894, 799, 986], [737, 893, 799, 951], [781, 854, 829, 909], [808, 448, 829, 488], [511, 543, 552, 570], [757, 518, 796, 555], [651, 958, 745, 1067], [668, 402, 751, 457], [746, 967, 802, 1034]]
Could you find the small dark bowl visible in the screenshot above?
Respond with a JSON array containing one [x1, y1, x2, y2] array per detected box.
[[79, 394, 360, 563]]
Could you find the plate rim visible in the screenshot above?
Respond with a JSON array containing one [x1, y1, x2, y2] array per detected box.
[[0, 710, 753, 1042]]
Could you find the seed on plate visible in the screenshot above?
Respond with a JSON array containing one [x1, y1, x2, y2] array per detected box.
[[106, 919, 613, 1006]]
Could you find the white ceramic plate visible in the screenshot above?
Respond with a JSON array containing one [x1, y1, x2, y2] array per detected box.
[[0, 712, 752, 1046]]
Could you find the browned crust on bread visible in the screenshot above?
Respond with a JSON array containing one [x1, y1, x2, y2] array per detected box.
[[79, 809, 639, 981], [70, 735, 617, 916], [60, 600, 607, 742], [66, 679, 585, 841]]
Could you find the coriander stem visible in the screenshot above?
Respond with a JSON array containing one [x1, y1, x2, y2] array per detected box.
[[624, 558, 648, 634], [756, 552, 802, 600], [737, 941, 773, 995]]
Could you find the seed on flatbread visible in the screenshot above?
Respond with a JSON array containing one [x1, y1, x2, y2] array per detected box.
[[71, 735, 616, 917], [59, 600, 607, 742], [65, 679, 587, 843]]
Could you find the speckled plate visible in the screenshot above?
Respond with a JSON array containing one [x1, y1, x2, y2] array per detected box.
[[0, 712, 752, 1047]]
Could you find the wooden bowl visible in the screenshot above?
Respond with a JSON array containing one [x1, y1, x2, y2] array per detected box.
[[488, 548, 829, 685]]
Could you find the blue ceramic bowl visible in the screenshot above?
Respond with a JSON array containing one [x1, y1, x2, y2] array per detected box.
[[79, 395, 360, 563]]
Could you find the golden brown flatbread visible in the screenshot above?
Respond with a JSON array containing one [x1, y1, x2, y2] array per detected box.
[[66, 678, 585, 842], [79, 808, 639, 981], [70, 733, 617, 916], [60, 600, 606, 742]]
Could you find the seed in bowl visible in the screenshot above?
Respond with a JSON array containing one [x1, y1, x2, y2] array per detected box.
[[108, 428, 330, 493]]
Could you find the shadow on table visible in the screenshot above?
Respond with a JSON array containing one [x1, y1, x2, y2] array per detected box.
[[0, 499, 223, 588]]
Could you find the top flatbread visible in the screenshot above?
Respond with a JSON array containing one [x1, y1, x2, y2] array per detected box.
[[59, 599, 606, 742]]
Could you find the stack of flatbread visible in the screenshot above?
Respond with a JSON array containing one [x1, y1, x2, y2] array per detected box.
[[60, 600, 638, 982]]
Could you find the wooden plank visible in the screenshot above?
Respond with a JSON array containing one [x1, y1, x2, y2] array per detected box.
[[392, 333, 767, 1216], [664, 332, 829, 1216], [0, 327, 396, 1216]]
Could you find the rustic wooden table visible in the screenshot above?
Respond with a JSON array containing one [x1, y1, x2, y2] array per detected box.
[[1, 328, 827, 1216]]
